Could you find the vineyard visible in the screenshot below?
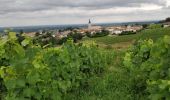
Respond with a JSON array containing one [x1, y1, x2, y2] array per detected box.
[[0, 31, 170, 100]]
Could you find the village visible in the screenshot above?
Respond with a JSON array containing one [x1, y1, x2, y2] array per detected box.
[[26, 19, 144, 38]]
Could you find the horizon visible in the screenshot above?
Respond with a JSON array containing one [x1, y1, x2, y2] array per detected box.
[[0, 19, 160, 28], [0, 0, 169, 27], [0, 20, 159, 33]]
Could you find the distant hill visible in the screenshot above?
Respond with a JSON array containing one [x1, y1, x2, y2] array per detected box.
[[0, 21, 158, 33]]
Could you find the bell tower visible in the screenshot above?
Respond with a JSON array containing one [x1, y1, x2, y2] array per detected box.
[[88, 19, 92, 30]]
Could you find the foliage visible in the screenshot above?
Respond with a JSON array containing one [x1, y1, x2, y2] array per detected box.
[[118, 31, 136, 36], [56, 32, 84, 45], [123, 39, 153, 98], [145, 36, 170, 100], [33, 31, 84, 46], [57, 37, 68, 45], [1, 29, 170, 100], [142, 24, 149, 29], [33, 32, 55, 47], [160, 17, 170, 23], [65, 70, 134, 100], [147, 24, 163, 29], [0, 31, 30, 99], [165, 17, 170, 22], [63, 50, 135, 100], [123, 35, 170, 100], [0, 32, 113, 100], [67, 32, 84, 43]]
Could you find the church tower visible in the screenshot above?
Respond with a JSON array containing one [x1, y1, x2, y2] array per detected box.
[[88, 19, 92, 30]]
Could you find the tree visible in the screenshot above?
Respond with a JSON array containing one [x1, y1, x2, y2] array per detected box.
[[67, 32, 83, 43], [142, 24, 148, 29], [86, 29, 109, 38], [35, 32, 40, 36], [165, 17, 170, 22], [19, 29, 24, 35], [42, 30, 46, 34]]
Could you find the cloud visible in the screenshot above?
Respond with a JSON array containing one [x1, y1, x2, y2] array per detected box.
[[165, 0, 170, 7], [0, 0, 169, 26]]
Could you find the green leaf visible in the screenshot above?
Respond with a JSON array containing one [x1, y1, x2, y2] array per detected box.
[[5, 79, 16, 90], [26, 71, 40, 85], [164, 35, 170, 45], [21, 38, 31, 47], [13, 44, 25, 57], [23, 88, 35, 97], [16, 79, 25, 87], [8, 32, 17, 40]]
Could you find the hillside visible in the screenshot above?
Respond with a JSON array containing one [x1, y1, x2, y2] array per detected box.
[[1, 30, 170, 100], [82, 27, 170, 49]]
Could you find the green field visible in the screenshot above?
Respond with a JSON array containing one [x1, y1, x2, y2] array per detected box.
[[82, 27, 170, 49]]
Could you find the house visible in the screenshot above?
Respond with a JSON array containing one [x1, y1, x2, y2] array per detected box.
[[163, 22, 170, 28], [113, 30, 123, 35], [106, 25, 143, 35], [25, 32, 36, 37]]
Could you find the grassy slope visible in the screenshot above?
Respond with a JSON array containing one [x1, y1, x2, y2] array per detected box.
[[82, 27, 170, 49]]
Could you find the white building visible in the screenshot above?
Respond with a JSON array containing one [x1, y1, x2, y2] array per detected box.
[[112, 30, 122, 35], [163, 22, 170, 28]]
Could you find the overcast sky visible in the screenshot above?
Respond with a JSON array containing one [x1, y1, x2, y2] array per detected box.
[[0, 0, 170, 27]]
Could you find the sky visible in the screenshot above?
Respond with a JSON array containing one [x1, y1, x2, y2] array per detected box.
[[0, 0, 170, 27]]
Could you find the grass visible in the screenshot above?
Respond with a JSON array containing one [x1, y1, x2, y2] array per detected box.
[[83, 34, 137, 45], [138, 27, 170, 40], [82, 27, 170, 49]]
